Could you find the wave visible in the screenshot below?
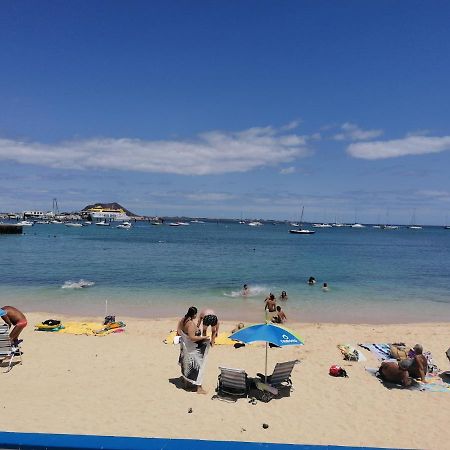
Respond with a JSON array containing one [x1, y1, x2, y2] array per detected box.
[[223, 285, 269, 298], [62, 279, 95, 289]]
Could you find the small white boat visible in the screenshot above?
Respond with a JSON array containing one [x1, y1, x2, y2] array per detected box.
[[151, 221, 163, 225], [50, 220, 63, 224], [238, 220, 246, 224], [177, 222, 190, 226], [290, 223, 300, 227], [116, 222, 132, 229], [312, 223, 332, 228], [190, 220, 205, 224], [17, 220, 34, 226], [169, 222, 181, 227], [65, 223, 83, 228], [95, 220, 110, 226], [248, 221, 263, 227], [289, 228, 315, 234], [84, 221, 92, 225], [351, 223, 365, 228], [381, 225, 399, 230], [408, 225, 422, 230], [35, 220, 50, 224]]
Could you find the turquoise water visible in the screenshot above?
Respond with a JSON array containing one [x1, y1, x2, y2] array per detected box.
[[1, 222, 449, 323]]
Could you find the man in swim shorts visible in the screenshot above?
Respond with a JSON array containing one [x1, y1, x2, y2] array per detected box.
[[0, 306, 27, 346], [197, 308, 220, 346]]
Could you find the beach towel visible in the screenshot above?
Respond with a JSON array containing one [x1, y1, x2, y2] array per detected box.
[[178, 331, 210, 386], [359, 343, 440, 375], [365, 367, 450, 392], [55, 321, 126, 336], [358, 343, 395, 361], [337, 344, 367, 362], [164, 330, 235, 345]]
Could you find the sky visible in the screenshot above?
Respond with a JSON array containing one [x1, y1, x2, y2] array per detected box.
[[1, 1, 450, 224]]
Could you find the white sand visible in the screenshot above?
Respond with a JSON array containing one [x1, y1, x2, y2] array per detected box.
[[2, 313, 450, 449]]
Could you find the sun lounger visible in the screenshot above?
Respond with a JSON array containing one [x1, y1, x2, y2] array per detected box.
[[0, 325, 22, 373], [216, 367, 249, 398]]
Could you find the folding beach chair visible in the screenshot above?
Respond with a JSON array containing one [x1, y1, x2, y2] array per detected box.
[[0, 324, 23, 373], [216, 367, 249, 399], [257, 360, 299, 389]]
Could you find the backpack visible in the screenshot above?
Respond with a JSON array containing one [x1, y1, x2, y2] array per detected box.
[[329, 365, 348, 377], [103, 315, 116, 325]]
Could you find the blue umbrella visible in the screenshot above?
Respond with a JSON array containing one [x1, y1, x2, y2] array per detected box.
[[229, 323, 304, 382]]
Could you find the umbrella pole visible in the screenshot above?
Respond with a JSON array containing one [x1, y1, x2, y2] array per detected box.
[[265, 342, 268, 383]]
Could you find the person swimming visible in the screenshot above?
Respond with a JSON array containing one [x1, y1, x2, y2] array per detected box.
[[322, 282, 329, 291], [308, 276, 316, 285], [279, 290, 288, 300], [242, 284, 249, 296]]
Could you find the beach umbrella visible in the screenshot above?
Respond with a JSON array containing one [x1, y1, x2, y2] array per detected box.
[[229, 323, 304, 382]]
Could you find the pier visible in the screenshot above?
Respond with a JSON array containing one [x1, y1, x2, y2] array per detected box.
[[0, 224, 23, 234]]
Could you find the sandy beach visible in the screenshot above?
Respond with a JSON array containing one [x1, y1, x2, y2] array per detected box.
[[2, 312, 449, 449]]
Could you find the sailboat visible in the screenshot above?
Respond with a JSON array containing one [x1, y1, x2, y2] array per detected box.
[[289, 207, 315, 234], [407, 210, 422, 230]]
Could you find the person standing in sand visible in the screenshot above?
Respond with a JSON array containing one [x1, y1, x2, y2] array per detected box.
[[177, 306, 210, 394], [197, 308, 220, 346], [0, 306, 27, 346]]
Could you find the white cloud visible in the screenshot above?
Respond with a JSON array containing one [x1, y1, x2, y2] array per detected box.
[[0, 125, 310, 175], [279, 166, 296, 174], [333, 122, 383, 141], [347, 135, 450, 160]]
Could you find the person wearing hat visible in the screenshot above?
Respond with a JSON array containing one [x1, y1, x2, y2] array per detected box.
[[407, 344, 428, 382], [0, 306, 27, 346]]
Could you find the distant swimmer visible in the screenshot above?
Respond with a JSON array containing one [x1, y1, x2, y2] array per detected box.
[[242, 284, 249, 296], [322, 282, 329, 292], [308, 276, 316, 285], [264, 293, 277, 313], [197, 308, 220, 347], [272, 305, 287, 324], [279, 290, 288, 300]]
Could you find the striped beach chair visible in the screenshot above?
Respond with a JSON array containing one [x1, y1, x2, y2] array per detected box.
[[257, 360, 299, 388], [0, 324, 23, 373], [216, 367, 249, 398]]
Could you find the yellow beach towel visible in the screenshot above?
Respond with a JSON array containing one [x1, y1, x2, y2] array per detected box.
[[56, 322, 126, 336]]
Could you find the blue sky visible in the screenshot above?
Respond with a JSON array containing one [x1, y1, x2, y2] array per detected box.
[[1, 1, 450, 224]]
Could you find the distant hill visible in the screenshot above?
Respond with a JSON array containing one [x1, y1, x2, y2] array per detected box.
[[82, 202, 137, 217]]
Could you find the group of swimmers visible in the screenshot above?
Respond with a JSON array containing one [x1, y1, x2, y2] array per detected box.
[[308, 277, 329, 291]]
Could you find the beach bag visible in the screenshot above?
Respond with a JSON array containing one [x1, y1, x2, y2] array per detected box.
[[103, 315, 116, 325], [42, 319, 61, 326], [329, 365, 348, 377]]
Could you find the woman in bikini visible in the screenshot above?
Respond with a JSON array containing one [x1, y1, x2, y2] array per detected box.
[[177, 307, 210, 394]]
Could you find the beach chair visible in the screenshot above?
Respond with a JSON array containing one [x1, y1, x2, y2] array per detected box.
[[257, 360, 299, 389], [0, 324, 22, 373], [216, 367, 249, 399]]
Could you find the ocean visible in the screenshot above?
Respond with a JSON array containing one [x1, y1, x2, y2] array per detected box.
[[1, 221, 449, 323]]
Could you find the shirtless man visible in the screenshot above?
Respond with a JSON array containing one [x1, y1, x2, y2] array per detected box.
[[378, 361, 411, 386], [197, 308, 220, 346], [242, 284, 249, 296], [264, 294, 277, 319], [0, 306, 27, 346], [271, 305, 287, 324]]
